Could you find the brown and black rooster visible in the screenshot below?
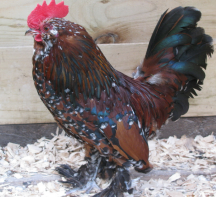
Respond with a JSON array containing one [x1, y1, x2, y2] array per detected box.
[[25, 0, 213, 196]]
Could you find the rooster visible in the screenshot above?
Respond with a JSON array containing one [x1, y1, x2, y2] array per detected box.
[[25, 0, 213, 196]]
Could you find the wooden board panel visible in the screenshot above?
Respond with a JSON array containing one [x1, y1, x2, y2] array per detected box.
[[0, 0, 216, 124], [0, 0, 215, 47], [1, 117, 216, 146], [0, 43, 215, 124]]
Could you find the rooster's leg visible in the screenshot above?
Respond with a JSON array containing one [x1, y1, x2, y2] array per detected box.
[[56, 144, 102, 194], [93, 167, 133, 197]]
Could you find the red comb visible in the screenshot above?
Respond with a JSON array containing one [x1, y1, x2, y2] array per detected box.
[[27, 0, 69, 29]]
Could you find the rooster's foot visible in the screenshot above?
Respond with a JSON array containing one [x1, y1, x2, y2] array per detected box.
[[93, 167, 133, 197], [56, 157, 102, 194]]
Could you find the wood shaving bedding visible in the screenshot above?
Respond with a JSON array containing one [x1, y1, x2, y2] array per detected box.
[[0, 128, 215, 197]]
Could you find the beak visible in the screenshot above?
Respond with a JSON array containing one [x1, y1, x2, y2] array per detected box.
[[25, 29, 42, 42], [25, 29, 39, 36], [25, 29, 33, 36]]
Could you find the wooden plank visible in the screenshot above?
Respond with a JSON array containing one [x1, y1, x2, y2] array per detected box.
[[0, 123, 58, 147], [0, 0, 215, 47], [1, 117, 215, 147], [1, 168, 216, 187], [0, 43, 215, 124]]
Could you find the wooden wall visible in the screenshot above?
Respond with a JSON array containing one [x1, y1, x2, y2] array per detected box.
[[0, 0, 215, 124]]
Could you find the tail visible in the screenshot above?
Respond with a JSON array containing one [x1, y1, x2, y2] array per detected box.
[[137, 7, 214, 121]]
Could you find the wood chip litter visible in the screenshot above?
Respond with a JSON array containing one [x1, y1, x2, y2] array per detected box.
[[0, 128, 216, 197]]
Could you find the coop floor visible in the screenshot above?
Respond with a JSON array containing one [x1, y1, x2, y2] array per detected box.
[[0, 128, 216, 197]]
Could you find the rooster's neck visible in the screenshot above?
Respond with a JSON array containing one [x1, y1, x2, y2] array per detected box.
[[33, 38, 120, 101]]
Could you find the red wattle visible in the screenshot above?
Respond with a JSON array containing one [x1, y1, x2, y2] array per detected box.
[[35, 34, 42, 42]]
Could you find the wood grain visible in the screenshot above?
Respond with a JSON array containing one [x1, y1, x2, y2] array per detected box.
[[0, 0, 215, 47], [0, 0, 216, 124], [0, 43, 215, 124]]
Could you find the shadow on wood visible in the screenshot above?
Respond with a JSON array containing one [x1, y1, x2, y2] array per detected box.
[[0, 117, 215, 147]]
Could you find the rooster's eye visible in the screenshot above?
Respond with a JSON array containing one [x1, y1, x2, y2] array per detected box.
[[44, 26, 49, 31]]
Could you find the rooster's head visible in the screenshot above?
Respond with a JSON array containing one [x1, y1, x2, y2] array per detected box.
[[25, 0, 68, 42]]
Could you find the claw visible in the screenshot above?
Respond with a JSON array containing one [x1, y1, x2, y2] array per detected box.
[[66, 180, 101, 195], [59, 177, 83, 188], [85, 181, 101, 194]]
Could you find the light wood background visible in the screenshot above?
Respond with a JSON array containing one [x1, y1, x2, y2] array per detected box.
[[0, 0, 215, 124]]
